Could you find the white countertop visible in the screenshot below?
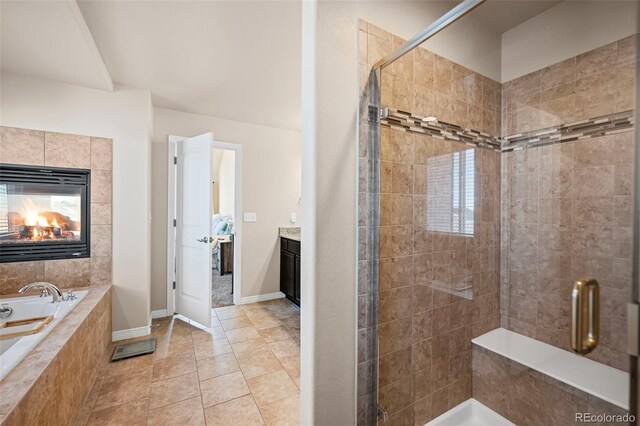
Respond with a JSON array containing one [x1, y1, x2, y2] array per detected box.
[[279, 227, 300, 242]]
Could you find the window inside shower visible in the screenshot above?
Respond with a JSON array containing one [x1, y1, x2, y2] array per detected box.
[[426, 149, 475, 236]]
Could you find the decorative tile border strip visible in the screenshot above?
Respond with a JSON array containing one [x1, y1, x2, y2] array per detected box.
[[380, 107, 635, 154], [502, 109, 634, 152], [379, 107, 502, 152]]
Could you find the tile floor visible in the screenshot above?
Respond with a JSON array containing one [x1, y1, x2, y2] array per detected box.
[[77, 298, 301, 425]]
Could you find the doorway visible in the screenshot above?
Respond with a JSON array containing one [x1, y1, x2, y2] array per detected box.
[[211, 148, 236, 308], [167, 133, 243, 327]]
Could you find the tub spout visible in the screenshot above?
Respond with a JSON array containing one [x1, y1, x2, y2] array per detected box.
[[19, 282, 64, 303]]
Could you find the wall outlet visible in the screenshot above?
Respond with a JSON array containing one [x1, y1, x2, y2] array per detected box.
[[243, 212, 257, 222], [290, 212, 297, 223]]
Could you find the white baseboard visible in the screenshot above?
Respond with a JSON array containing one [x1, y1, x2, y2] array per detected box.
[[151, 309, 169, 319], [238, 291, 285, 305], [112, 325, 151, 342]]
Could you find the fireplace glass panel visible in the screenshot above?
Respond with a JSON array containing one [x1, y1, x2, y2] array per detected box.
[[0, 183, 82, 244], [0, 163, 90, 263]]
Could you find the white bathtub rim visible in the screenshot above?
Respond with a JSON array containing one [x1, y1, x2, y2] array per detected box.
[[0, 291, 88, 381], [472, 327, 630, 410]]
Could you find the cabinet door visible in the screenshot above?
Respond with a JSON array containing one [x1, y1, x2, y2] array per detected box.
[[294, 254, 301, 306], [280, 250, 295, 300], [220, 241, 234, 275]]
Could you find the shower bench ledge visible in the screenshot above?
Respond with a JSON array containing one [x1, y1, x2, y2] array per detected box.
[[472, 327, 629, 410]]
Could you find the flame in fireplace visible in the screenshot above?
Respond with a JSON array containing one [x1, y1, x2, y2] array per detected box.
[[6, 197, 81, 241], [22, 199, 55, 228]]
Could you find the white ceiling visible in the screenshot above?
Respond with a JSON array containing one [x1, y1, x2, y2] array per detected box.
[[468, 0, 562, 33], [0, 0, 112, 91], [2, 0, 566, 131], [77, 0, 302, 131]]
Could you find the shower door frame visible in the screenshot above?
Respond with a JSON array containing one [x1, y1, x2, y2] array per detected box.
[[362, 0, 489, 422]]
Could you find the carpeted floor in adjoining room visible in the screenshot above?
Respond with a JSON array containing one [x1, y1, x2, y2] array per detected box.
[[212, 269, 233, 308]]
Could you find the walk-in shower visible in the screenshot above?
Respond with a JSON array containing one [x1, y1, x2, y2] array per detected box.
[[357, 1, 639, 424]]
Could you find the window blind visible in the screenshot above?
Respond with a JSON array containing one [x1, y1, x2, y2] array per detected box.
[[426, 149, 475, 236]]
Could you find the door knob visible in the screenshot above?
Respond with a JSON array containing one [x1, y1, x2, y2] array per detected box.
[[197, 236, 209, 243]]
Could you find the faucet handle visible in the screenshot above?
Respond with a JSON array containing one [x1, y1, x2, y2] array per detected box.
[[40, 288, 50, 298], [0, 303, 12, 319], [65, 290, 77, 301]]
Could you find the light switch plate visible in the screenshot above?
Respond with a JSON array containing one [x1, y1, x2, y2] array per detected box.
[[290, 212, 297, 223], [244, 212, 257, 222]]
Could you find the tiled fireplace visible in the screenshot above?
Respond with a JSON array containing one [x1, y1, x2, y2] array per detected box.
[[0, 127, 112, 294]]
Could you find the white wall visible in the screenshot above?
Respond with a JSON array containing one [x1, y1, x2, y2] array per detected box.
[[502, 1, 640, 82], [217, 150, 235, 219], [151, 107, 301, 310], [0, 72, 153, 333]]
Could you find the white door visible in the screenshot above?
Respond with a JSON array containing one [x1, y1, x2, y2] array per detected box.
[[175, 133, 213, 327]]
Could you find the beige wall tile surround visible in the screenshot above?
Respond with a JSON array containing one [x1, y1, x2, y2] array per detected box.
[[501, 132, 635, 371], [358, 19, 636, 424], [44, 132, 91, 169], [472, 345, 628, 425], [500, 36, 637, 372], [503, 35, 637, 137], [369, 29, 502, 137], [0, 127, 45, 166], [0, 127, 113, 295], [0, 286, 112, 425], [358, 21, 501, 425]]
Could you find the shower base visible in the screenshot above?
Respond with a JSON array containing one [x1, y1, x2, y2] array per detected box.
[[425, 399, 514, 426]]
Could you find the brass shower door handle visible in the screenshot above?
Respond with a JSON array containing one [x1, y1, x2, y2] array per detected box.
[[571, 276, 600, 355]]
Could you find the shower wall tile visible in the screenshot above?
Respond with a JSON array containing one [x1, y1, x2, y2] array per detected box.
[[375, 30, 501, 137], [502, 135, 634, 371], [360, 21, 635, 426], [500, 35, 636, 373], [378, 127, 500, 424], [360, 21, 502, 425], [503, 35, 637, 138]]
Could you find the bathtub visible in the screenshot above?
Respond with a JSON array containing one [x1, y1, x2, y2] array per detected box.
[[0, 290, 87, 381]]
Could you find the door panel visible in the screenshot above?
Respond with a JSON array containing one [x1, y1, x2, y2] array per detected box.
[[175, 133, 213, 327]]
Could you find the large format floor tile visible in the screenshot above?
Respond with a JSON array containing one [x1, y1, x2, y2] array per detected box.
[[147, 396, 207, 426], [204, 395, 264, 426], [81, 298, 300, 426]]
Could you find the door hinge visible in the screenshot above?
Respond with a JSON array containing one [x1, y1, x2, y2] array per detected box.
[[628, 302, 639, 356], [377, 406, 388, 423], [174, 156, 177, 165], [173, 281, 176, 290], [173, 219, 176, 227]]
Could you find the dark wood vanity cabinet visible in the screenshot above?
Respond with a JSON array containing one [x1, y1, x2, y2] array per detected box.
[[280, 237, 300, 306]]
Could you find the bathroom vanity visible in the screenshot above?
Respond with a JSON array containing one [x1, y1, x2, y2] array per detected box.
[[280, 233, 301, 306]]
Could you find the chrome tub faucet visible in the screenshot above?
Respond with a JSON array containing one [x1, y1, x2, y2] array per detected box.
[[19, 282, 64, 303]]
